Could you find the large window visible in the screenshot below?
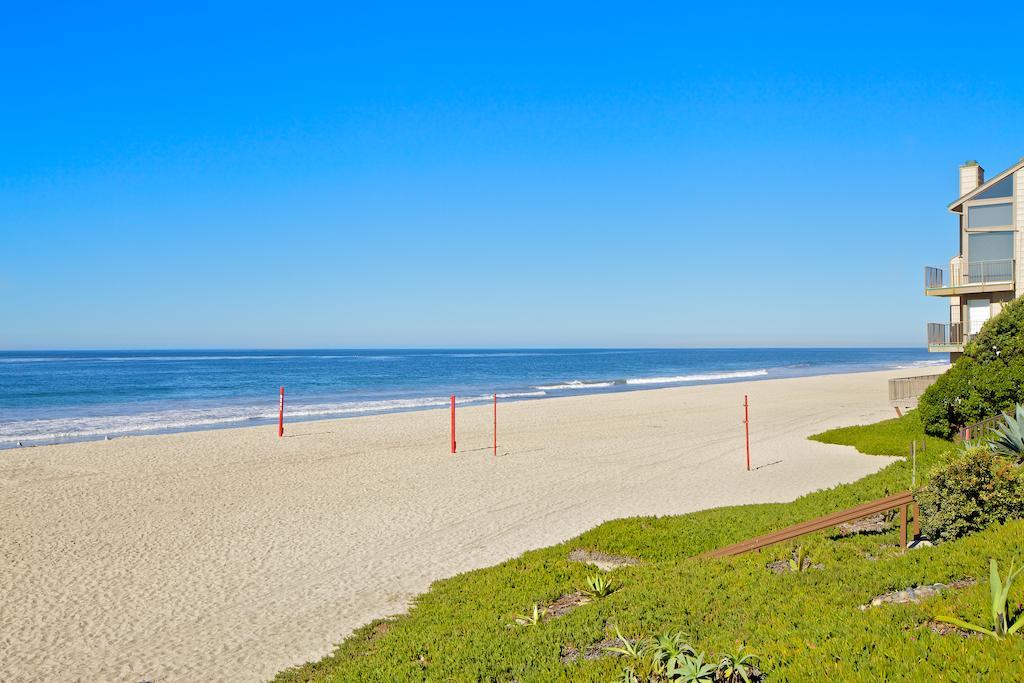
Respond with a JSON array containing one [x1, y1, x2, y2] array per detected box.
[[968, 202, 1013, 228], [969, 231, 1013, 262], [974, 174, 1014, 200], [967, 231, 1014, 283]]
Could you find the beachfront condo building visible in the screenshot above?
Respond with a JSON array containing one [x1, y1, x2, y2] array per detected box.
[[926, 159, 1024, 359]]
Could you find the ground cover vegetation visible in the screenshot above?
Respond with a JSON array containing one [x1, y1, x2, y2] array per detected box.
[[276, 412, 1024, 681]]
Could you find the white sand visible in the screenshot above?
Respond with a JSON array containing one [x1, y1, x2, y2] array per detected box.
[[0, 368, 924, 681]]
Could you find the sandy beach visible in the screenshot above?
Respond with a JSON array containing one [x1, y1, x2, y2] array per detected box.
[[0, 368, 924, 681]]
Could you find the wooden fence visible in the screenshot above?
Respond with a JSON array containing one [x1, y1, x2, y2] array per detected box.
[[700, 491, 920, 558], [955, 413, 1006, 444], [888, 374, 943, 404]]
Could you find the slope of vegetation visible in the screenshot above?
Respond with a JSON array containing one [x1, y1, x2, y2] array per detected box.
[[276, 412, 1024, 681]]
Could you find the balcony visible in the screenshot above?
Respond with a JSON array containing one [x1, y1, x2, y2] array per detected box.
[[924, 258, 1014, 296], [927, 321, 973, 353]]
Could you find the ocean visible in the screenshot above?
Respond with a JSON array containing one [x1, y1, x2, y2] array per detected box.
[[0, 348, 941, 448]]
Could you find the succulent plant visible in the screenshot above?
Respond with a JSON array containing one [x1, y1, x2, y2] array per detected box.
[[583, 573, 617, 598], [936, 558, 1024, 638], [989, 404, 1024, 463]]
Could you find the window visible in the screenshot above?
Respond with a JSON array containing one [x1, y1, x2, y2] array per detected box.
[[974, 174, 1014, 200], [968, 231, 1013, 262], [968, 202, 1013, 228], [967, 231, 1014, 283]]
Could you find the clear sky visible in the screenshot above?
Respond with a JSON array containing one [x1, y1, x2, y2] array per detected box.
[[3, 3, 1024, 349]]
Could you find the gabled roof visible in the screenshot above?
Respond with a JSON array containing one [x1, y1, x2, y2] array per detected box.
[[949, 158, 1024, 212]]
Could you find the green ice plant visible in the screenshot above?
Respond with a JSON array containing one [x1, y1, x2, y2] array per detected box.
[[989, 404, 1024, 463], [936, 558, 1024, 638]]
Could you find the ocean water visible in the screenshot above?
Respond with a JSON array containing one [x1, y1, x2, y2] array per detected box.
[[0, 348, 941, 448]]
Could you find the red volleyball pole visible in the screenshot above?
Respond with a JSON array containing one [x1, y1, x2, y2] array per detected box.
[[493, 393, 497, 455], [450, 395, 456, 454], [743, 394, 750, 471], [278, 386, 285, 437]]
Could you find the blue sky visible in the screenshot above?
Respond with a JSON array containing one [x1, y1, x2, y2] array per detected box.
[[3, 3, 1024, 349]]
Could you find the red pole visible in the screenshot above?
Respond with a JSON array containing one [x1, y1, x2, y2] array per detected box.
[[493, 393, 497, 455], [450, 395, 456, 454], [278, 386, 285, 437], [743, 394, 750, 471]]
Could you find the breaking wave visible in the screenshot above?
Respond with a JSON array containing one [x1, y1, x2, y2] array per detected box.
[[625, 369, 768, 385]]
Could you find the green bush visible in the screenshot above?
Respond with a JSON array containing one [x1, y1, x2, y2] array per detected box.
[[916, 447, 1024, 542], [919, 297, 1024, 438]]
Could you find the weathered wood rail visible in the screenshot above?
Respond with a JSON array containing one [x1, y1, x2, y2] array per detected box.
[[700, 491, 921, 559], [955, 413, 1005, 444]]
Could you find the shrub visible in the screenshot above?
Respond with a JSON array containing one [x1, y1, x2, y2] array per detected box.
[[916, 447, 1024, 542], [919, 297, 1024, 438]]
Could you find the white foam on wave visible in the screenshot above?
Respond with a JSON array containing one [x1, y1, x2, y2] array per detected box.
[[534, 380, 617, 391], [0, 354, 406, 364], [625, 369, 768, 385], [495, 391, 547, 399], [0, 390, 551, 447], [894, 360, 948, 369]]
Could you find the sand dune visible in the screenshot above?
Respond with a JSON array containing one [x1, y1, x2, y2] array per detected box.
[[0, 369, 921, 681]]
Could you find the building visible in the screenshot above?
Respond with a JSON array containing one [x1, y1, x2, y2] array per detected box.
[[926, 159, 1024, 359]]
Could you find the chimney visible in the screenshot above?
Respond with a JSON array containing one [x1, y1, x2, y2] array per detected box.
[[959, 160, 984, 197]]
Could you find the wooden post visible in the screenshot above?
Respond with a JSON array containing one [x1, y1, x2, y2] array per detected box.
[[278, 386, 285, 437], [450, 395, 456, 454], [899, 504, 908, 549], [913, 502, 921, 540], [743, 395, 751, 471]]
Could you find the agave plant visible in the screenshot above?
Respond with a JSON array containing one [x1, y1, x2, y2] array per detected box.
[[514, 603, 545, 626], [668, 651, 716, 682], [649, 631, 696, 674], [788, 546, 809, 573], [614, 667, 639, 683], [604, 626, 648, 660], [936, 558, 1024, 638], [989, 404, 1024, 463], [583, 573, 617, 598], [718, 645, 760, 683]]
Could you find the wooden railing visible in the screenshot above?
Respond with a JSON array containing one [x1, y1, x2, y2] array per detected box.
[[700, 491, 920, 558], [955, 413, 1006, 444]]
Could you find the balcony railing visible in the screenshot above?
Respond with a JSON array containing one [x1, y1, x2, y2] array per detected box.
[[927, 321, 973, 348], [924, 258, 1014, 290]]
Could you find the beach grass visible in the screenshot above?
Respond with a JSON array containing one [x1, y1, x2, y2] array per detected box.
[[275, 411, 1024, 681]]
